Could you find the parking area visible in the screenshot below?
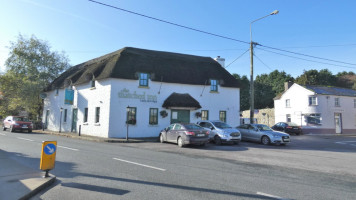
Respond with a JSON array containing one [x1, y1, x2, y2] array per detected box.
[[121, 134, 356, 177]]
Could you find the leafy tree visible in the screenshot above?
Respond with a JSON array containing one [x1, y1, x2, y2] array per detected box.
[[295, 69, 336, 86], [335, 71, 356, 89], [254, 70, 294, 108], [232, 73, 250, 111], [0, 34, 70, 119]]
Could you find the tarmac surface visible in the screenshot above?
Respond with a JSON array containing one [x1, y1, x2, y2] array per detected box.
[[1, 129, 354, 199], [0, 130, 155, 200]]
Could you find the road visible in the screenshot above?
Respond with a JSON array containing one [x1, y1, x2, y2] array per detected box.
[[1, 130, 356, 200]]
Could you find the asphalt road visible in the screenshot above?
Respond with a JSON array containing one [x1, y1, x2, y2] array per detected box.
[[1, 130, 355, 200]]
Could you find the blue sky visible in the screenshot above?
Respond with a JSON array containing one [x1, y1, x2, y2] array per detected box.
[[1, 0, 355, 78]]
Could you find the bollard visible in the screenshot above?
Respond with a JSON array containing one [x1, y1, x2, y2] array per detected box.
[[79, 125, 81, 136]]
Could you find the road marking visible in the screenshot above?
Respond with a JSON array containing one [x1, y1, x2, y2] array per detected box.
[[58, 145, 79, 151], [17, 137, 34, 142], [335, 141, 356, 145], [257, 192, 289, 200], [113, 158, 166, 171]]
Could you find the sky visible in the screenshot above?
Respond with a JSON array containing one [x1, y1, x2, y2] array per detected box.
[[0, 0, 356, 78]]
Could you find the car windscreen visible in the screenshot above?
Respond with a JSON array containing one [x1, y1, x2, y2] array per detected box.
[[183, 124, 203, 130], [212, 122, 232, 129], [255, 124, 272, 131], [13, 117, 29, 122], [287, 122, 299, 126]]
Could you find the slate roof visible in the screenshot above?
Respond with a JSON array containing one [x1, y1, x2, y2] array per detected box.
[[162, 93, 202, 109], [45, 47, 239, 91], [303, 85, 356, 97]]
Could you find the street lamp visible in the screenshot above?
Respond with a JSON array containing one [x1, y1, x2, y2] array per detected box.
[[249, 10, 279, 124], [59, 107, 63, 133]]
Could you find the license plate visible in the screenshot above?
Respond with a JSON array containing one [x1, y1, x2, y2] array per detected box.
[[283, 139, 290, 142], [293, 128, 298, 129], [22, 125, 27, 128], [197, 134, 205, 137]]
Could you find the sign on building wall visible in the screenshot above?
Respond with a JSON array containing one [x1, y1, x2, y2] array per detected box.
[[65, 89, 74, 105], [118, 88, 157, 103]]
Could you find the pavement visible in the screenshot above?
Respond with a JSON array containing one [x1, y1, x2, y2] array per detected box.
[[0, 130, 157, 200], [1, 129, 354, 200]]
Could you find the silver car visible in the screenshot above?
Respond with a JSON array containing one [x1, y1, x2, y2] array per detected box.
[[197, 120, 241, 145], [236, 124, 290, 145]]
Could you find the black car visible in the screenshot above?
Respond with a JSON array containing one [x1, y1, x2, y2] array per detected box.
[[272, 122, 302, 135], [159, 123, 209, 147]]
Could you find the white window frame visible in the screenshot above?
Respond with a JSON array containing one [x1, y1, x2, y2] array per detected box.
[[309, 96, 317, 106], [335, 98, 340, 107], [285, 99, 290, 108]]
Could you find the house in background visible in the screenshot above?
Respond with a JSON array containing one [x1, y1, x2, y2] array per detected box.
[[274, 82, 356, 134], [42, 47, 240, 138]]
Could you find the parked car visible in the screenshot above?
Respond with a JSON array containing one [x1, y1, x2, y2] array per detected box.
[[236, 124, 290, 145], [159, 123, 209, 147], [197, 120, 241, 145], [2, 116, 33, 133], [272, 122, 302, 135]]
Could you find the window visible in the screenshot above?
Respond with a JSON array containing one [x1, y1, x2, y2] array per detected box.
[[286, 114, 291, 122], [149, 108, 158, 125], [84, 108, 88, 123], [127, 107, 137, 124], [64, 109, 67, 123], [286, 99, 290, 107], [211, 80, 218, 92], [309, 96, 317, 106], [95, 107, 100, 123], [91, 80, 96, 88], [139, 73, 149, 87], [307, 113, 321, 125], [335, 98, 340, 107], [219, 111, 226, 122], [201, 110, 209, 120]]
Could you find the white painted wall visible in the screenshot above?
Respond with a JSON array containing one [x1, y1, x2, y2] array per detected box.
[[43, 78, 240, 138], [274, 83, 356, 132]]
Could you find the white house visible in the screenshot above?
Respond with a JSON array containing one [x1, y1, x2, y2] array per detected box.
[[42, 47, 240, 138], [274, 82, 356, 134]]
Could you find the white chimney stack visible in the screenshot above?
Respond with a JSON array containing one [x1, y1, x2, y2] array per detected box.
[[214, 56, 225, 68]]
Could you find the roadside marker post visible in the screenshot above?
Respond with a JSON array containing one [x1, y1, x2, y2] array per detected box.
[[40, 141, 57, 178]]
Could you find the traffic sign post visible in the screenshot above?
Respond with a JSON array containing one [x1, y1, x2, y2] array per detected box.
[[40, 141, 57, 178]]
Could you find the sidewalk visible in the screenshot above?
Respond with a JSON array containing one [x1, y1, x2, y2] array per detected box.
[[33, 130, 159, 143], [0, 149, 56, 200]]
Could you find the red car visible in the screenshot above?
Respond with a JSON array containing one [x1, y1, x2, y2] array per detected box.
[[2, 116, 33, 133]]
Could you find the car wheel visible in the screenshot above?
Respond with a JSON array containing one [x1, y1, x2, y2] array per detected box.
[[261, 136, 270, 145], [159, 134, 164, 143], [177, 137, 184, 148], [200, 143, 206, 147], [10, 126, 15, 132], [28, 129, 32, 133], [214, 136, 222, 145], [233, 141, 239, 145], [2, 126, 6, 131]]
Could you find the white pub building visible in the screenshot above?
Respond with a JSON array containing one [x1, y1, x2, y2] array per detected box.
[[42, 47, 240, 138]]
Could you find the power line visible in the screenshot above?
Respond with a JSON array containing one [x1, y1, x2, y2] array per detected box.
[[256, 47, 356, 69], [259, 44, 356, 66], [253, 53, 274, 71], [225, 49, 250, 68], [89, 0, 356, 67], [88, 0, 250, 45], [278, 43, 356, 49]]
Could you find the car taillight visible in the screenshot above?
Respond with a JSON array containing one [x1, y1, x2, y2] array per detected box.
[[205, 131, 210, 135], [185, 131, 195, 135], [287, 126, 292, 128]]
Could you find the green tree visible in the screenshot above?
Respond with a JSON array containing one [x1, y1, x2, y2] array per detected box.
[[254, 70, 294, 109], [0, 34, 70, 119], [295, 69, 336, 86], [232, 73, 250, 111]]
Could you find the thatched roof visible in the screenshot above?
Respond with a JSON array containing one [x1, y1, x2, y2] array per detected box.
[[45, 47, 239, 91], [162, 93, 201, 109]]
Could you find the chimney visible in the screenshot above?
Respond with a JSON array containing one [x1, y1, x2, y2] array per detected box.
[[284, 81, 293, 91], [214, 56, 225, 68]]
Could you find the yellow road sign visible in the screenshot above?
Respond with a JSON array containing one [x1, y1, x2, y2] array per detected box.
[[40, 141, 57, 171]]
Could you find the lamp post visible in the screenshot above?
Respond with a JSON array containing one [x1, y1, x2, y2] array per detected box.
[[59, 107, 63, 133], [249, 10, 279, 124]]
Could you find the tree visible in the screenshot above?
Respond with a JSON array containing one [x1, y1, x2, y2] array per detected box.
[[0, 34, 70, 119], [254, 70, 294, 109], [295, 69, 336, 86], [232, 73, 250, 111]]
